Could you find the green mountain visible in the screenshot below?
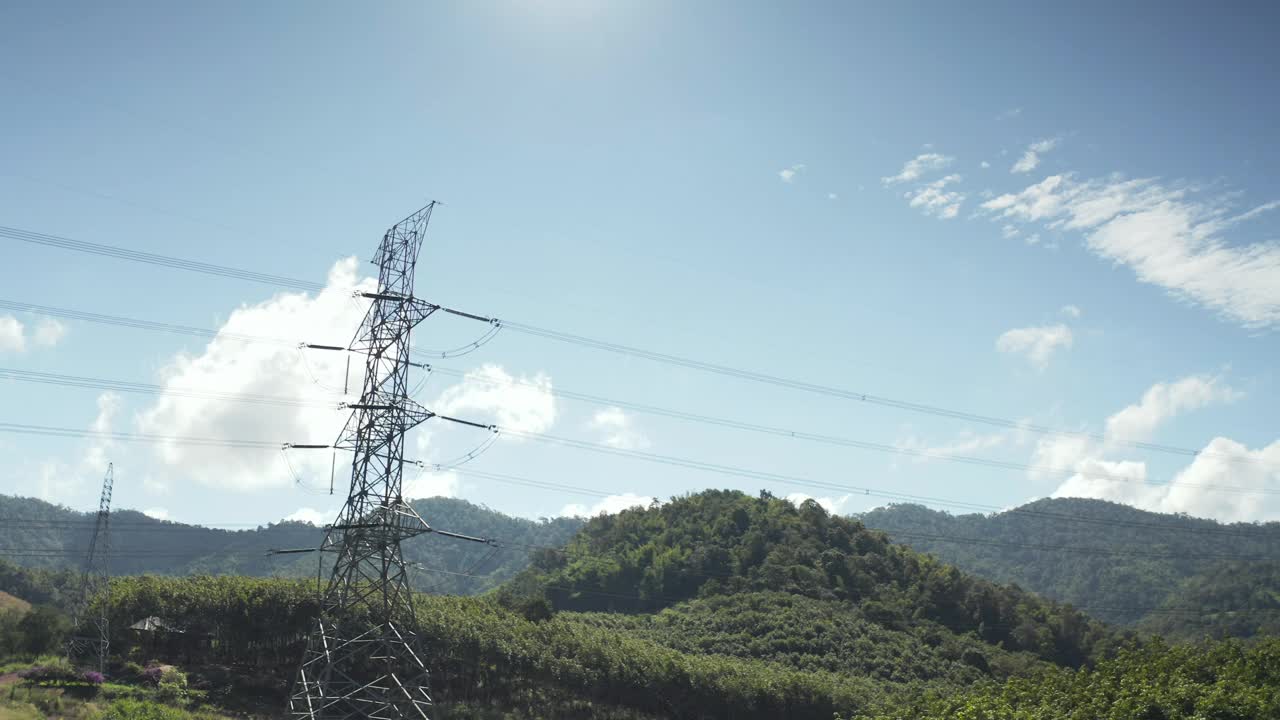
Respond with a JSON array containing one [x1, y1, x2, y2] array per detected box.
[[858, 497, 1280, 635], [0, 493, 583, 596], [509, 490, 1122, 669]]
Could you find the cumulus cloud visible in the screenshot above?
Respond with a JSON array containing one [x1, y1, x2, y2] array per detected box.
[[30, 392, 122, 505], [0, 315, 25, 352], [995, 323, 1073, 370], [588, 407, 651, 450], [284, 507, 333, 525], [779, 164, 805, 183], [134, 258, 374, 492], [403, 467, 460, 501], [33, 318, 67, 347], [0, 315, 68, 352], [904, 174, 966, 219], [981, 174, 1280, 328], [1011, 138, 1058, 174], [980, 161, 991, 169], [786, 492, 851, 514], [899, 429, 1013, 462], [434, 364, 557, 435], [1060, 304, 1082, 318], [882, 153, 954, 185], [1103, 375, 1240, 445], [143, 507, 170, 521], [1031, 374, 1275, 521], [1051, 438, 1280, 523], [560, 492, 655, 518]]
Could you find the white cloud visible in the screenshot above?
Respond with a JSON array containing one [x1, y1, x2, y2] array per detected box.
[[143, 507, 170, 521], [980, 161, 991, 169], [904, 174, 965, 219], [827, 192, 838, 200], [284, 507, 332, 525], [83, 392, 121, 472], [33, 318, 67, 347], [134, 258, 374, 492], [998, 107, 1023, 120], [1059, 304, 1081, 318], [1029, 374, 1276, 522], [1051, 438, 1280, 523], [1001, 224, 1020, 239], [995, 323, 1073, 370], [982, 174, 1280, 328], [403, 467, 460, 501], [1029, 433, 1094, 482], [588, 407, 651, 450], [779, 164, 805, 183], [434, 364, 556, 435], [30, 392, 122, 505], [1011, 138, 1058, 174], [560, 492, 654, 517], [0, 316, 67, 352], [786, 492, 851, 514], [900, 429, 1012, 462], [1103, 375, 1239, 445], [882, 153, 954, 185], [0, 315, 25, 352]]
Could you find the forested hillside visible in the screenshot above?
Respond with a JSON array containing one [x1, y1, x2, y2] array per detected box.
[[0, 494, 582, 596], [510, 490, 1122, 668], [860, 498, 1280, 634]]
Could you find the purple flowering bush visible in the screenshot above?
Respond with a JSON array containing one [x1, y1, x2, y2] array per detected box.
[[142, 664, 166, 685], [82, 670, 106, 685]]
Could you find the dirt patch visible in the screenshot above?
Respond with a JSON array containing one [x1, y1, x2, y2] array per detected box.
[[0, 671, 19, 687]]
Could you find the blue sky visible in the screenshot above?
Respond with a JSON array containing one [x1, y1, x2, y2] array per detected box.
[[1, 1, 1277, 528]]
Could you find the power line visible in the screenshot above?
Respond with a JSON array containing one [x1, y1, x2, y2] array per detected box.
[[0, 221, 1258, 466], [433, 366, 1277, 488], [0, 224, 325, 291], [0, 299, 293, 345], [2, 417, 1274, 540], [498, 321, 1254, 463], [0, 367, 343, 408], [0, 422, 284, 449], [3, 359, 1273, 499], [509, 428, 1280, 498]]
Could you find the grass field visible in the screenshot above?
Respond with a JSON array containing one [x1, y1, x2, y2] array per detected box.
[[0, 593, 29, 616]]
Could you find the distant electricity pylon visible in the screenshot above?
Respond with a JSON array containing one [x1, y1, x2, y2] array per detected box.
[[290, 203, 489, 719], [67, 462, 113, 675]]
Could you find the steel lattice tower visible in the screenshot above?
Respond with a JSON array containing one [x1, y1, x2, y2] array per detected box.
[[291, 203, 449, 719], [68, 463, 113, 675]]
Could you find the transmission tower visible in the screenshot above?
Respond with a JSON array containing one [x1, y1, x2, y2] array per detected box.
[[68, 463, 113, 675], [291, 202, 474, 719]]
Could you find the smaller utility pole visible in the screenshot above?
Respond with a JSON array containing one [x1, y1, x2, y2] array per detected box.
[[68, 463, 113, 674]]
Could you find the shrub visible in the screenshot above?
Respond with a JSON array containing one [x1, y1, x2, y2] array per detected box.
[[156, 667, 190, 704], [16, 657, 78, 683], [82, 670, 106, 685]]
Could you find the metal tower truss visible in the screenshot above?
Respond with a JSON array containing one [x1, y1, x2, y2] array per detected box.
[[291, 202, 473, 719], [68, 463, 113, 674]]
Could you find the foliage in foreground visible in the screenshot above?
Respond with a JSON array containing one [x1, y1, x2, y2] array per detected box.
[[856, 638, 1280, 720]]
